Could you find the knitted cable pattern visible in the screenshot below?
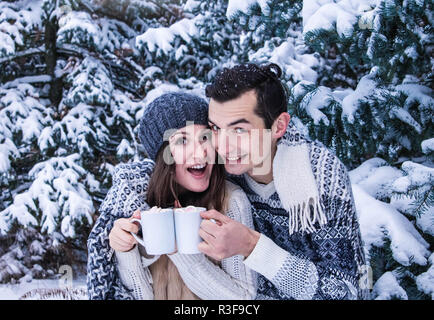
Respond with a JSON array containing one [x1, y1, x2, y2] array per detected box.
[[228, 123, 369, 300], [86, 160, 154, 299]]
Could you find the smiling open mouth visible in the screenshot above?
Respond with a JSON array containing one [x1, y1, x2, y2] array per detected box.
[[187, 163, 207, 177], [225, 154, 247, 162]]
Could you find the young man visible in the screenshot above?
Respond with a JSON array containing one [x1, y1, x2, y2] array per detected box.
[[198, 63, 368, 300]]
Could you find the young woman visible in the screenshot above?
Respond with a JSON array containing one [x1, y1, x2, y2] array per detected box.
[[86, 92, 257, 300]]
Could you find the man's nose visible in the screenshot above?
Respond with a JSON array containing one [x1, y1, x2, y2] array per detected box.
[[217, 129, 230, 152], [217, 129, 239, 155]]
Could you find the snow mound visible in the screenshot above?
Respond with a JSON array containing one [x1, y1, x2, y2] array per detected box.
[[349, 158, 403, 200], [416, 253, 434, 299], [372, 271, 408, 300], [392, 161, 434, 194], [353, 184, 430, 266], [421, 138, 434, 155]]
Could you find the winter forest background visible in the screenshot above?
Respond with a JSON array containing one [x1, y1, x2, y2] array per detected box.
[[0, 0, 432, 300]]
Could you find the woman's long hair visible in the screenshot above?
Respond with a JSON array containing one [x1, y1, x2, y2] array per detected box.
[[146, 141, 226, 212]]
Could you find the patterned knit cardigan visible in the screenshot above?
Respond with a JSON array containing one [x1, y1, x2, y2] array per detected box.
[[87, 160, 155, 299]]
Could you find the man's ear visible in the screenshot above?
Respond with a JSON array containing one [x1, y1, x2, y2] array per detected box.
[[271, 112, 291, 139]]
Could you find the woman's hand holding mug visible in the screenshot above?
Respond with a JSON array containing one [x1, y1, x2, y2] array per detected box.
[[109, 210, 141, 252]]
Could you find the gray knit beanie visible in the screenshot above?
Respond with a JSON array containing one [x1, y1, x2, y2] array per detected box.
[[139, 92, 209, 161]]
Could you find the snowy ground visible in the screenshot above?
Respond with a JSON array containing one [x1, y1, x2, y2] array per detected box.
[[0, 276, 87, 300]]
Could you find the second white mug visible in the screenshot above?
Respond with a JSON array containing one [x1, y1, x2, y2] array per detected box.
[[174, 206, 206, 254]]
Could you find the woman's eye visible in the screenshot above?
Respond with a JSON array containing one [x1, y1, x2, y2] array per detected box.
[[234, 127, 246, 134], [211, 125, 219, 132], [175, 137, 187, 145]]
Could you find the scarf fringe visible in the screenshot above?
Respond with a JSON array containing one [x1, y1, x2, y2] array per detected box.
[[273, 138, 329, 235], [287, 196, 328, 235]]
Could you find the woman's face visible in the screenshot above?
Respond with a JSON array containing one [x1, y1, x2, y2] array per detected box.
[[168, 124, 215, 193]]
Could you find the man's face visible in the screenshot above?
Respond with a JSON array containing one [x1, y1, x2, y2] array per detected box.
[[208, 90, 275, 176]]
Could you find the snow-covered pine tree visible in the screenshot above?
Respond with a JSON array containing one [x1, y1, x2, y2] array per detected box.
[[135, 0, 243, 84], [297, 0, 433, 166], [225, 0, 320, 86], [0, 0, 244, 287], [298, 3, 433, 299], [226, 0, 303, 53], [0, 0, 162, 283]]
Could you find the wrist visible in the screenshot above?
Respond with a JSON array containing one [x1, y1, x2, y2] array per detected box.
[[243, 229, 260, 258]]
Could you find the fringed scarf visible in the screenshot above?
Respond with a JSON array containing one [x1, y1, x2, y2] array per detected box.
[[273, 123, 328, 235]]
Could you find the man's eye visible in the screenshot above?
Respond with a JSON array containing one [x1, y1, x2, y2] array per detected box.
[[210, 125, 219, 132], [234, 127, 246, 134]]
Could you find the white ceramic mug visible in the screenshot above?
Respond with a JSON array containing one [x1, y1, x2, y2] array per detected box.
[[174, 206, 206, 254], [130, 208, 176, 255]]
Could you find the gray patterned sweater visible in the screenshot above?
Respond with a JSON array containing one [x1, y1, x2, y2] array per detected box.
[[228, 122, 369, 300]]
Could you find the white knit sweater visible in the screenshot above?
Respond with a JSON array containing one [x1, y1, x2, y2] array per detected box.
[[115, 180, 258, 300]]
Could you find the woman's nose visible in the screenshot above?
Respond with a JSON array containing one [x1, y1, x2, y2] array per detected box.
[[192, 140, 207, 160]]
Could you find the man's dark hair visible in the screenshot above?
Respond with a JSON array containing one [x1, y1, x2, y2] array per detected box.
[[205, 63, 288, 128]]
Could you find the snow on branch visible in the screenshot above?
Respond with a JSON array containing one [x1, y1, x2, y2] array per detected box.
[[302, 0, 377, 37], [136, 14, 203, 56], [226, 0, 272, 19], [0, 154, 96, 238], [353, 183, 430, 267]]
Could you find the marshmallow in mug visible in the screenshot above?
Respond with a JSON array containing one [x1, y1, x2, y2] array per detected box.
[[176, 205, 218, 224], [145, 205, 199, 214], [174, 205, 197, 213], [147, 205, 216, 224], [145, 206, 164, 213]]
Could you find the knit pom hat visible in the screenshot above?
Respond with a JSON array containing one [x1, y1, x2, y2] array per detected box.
[[138, 92, 209, 161]]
